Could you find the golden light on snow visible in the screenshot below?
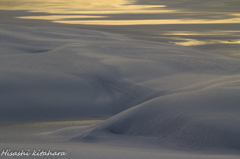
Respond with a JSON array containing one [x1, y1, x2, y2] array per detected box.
[[162, 31, 240, 36], [163, 31, 240, 46], [18, 15, 107, 20], [1, 0, 240, 25], [172, 38, 240, 46], [1, 0, 240, 56], [53, 17, 240, 25], [0, 0, 168, 14]]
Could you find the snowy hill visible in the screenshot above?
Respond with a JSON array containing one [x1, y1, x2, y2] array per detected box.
[[1, 25, 240, 154]]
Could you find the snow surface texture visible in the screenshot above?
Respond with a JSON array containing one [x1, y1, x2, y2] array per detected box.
[[1, 25, 240, 155]]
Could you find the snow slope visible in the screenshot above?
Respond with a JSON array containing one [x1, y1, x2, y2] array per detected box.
[[0, 24, 240, 155]]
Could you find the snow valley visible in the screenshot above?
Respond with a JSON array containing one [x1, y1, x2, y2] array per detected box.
[[0, 24, 240, 159]]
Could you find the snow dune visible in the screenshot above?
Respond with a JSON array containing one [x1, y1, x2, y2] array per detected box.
[[0, 24, 240, 154]]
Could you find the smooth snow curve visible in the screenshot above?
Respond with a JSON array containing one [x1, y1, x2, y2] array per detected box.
[[0, 24, 240, 152]]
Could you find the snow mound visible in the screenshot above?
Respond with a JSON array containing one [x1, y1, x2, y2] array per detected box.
[[0, 25, 160, 122], [1, 25, 240, 151], [98, 78, 240, 149], [53, 76, 240, 150]]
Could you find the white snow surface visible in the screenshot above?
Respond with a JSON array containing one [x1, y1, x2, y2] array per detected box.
[[0, 24, 240, 158]]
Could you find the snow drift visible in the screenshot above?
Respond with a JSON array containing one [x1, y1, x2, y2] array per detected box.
[[0, 24, 240, 151]]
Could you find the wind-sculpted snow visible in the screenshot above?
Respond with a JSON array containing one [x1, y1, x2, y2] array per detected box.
[[1, 25, 240, 152], [98, 78, 240, 149], [0, 25, 161, 122]]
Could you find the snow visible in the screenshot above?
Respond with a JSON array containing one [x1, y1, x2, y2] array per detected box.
[[0, 24, 240, 158]]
